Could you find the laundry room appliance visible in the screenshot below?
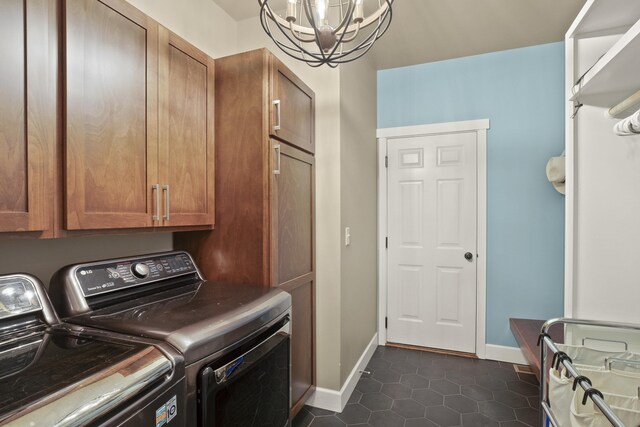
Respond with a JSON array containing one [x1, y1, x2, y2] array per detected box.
[[0, 273, 186, 427], [49, 251, 293, 427]]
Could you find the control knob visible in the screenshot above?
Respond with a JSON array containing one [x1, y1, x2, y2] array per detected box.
[[131, 262, 150, 279]]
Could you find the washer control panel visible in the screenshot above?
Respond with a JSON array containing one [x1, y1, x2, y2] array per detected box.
[[0, 276, 42, 320], [74, 252, 197, 298]]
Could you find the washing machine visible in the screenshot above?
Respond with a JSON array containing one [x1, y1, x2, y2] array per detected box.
[[0, 273, 186, 427], [49, 251, 292, 427]]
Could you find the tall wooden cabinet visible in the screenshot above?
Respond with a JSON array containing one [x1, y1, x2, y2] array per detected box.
[[0, 0, 57, 235], [64, 0, 214, 231], [174, 48, 316, 416]]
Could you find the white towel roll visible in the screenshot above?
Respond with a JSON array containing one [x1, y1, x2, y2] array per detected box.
[[630, 110, 640, 131], [614, 109, 640, 136]]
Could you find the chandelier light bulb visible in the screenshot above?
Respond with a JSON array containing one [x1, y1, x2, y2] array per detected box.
[[315, 0, 330, 24], [286, 0, 297, 22], [353, 0, 364, 23]]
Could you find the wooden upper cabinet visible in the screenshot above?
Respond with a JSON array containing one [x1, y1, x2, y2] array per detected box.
[[64, 0, 159, 230], [270, 58, 315, 154], [158, 28, 215, 227], [64, 0, 214, 232], [0, 0, 56, 234]]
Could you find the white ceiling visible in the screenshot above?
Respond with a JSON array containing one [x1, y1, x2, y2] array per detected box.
[[214, 0, 587, 70]]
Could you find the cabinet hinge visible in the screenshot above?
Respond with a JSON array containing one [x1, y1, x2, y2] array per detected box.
[[385, 317, 388, 329], [385, 156, 388, 168], [385, 237, 388, 249]]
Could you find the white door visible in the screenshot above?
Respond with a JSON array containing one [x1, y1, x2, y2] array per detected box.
[[387, 132, 478, 353]]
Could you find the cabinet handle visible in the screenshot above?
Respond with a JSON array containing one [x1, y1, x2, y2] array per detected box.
[[152, 184, 160, 221], [273, 99, 281, 131], [163, 184, 170, 221], [274, 144, 281, 175]]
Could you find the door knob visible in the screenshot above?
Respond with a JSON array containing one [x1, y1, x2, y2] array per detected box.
[[464, 252, 473, 261]]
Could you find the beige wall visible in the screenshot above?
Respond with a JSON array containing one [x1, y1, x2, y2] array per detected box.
[[125, 0, 238, 58], [235, 16, 344, 391], [339, 56, 379, 384], [0, 233, 173, 286]]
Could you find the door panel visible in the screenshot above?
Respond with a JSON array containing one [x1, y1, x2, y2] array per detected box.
[[0, 0, 55, 233], [64, 0, 158, 230], [158, 28, 214, 227], [289, 280, 315, 409], [272, 143, 314, 286], [387, 133, 477, 353], [0, 0, 26, 215], [270, 59, 315, 154]]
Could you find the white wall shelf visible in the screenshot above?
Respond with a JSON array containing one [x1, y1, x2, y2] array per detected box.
[[564, 0, 640, 323], [570, 18, 640, 109], [567, 0, 640, 39]]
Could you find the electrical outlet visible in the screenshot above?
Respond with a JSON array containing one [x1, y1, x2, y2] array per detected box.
[[345, 227, 351, 246]]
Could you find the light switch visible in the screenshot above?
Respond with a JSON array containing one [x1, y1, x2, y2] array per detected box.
[[345, 227, 351, 246]]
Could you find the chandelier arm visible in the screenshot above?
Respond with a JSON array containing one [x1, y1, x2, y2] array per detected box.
[[332, 0, 355, 34], [331, 23, 381, 62], [336, 21, 360, 42], [302, 0, 315, 29], [274, 26, 326, 61], [341, 0, 393, 34], [263, 8, 332, 64], [259, 0, 279, 24], [288, 21, 316, 43], [319, 3, 391, 62], [261, 7, 312, 59], [320, 4, 391, 64], [266, 28, 327, 65], [325, 7, 356, 59]]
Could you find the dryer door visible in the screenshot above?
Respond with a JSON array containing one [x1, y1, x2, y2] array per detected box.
[[199, 321, 290, 427]]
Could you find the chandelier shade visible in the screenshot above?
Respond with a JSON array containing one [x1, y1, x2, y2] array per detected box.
[[258, 0, 394, 67]]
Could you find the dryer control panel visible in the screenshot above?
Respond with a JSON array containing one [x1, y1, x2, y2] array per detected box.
[[74, 252, 198, 298]]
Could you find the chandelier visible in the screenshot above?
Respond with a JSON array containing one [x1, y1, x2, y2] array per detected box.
[[259, 0, 394, 68]]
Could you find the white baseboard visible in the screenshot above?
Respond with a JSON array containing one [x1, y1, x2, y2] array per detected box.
[[306, 333, 378, 413], [484, 344, 527, 365]]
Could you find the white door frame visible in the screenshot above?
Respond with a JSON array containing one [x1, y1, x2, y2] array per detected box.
[[377, 119, 490, 359]]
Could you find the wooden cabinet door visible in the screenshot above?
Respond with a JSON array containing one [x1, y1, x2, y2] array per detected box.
[[64, 0, 158, 230], [289, 280, 316, 413], [158, 28, 215, 227], [270, 58, 315, 154], [0, 0, 56, 233], [270, 141, 315, 411], [271, 143, 314, 287]]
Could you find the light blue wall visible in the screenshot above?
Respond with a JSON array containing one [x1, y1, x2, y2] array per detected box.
[[378, 43, 565, 347]]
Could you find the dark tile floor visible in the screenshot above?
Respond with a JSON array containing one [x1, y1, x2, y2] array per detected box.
[[293, 346, 540, 427]]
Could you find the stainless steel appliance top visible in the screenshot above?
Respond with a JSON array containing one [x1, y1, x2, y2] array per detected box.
[[0, 274, 174, 427], [49, 251, 292, 365]]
